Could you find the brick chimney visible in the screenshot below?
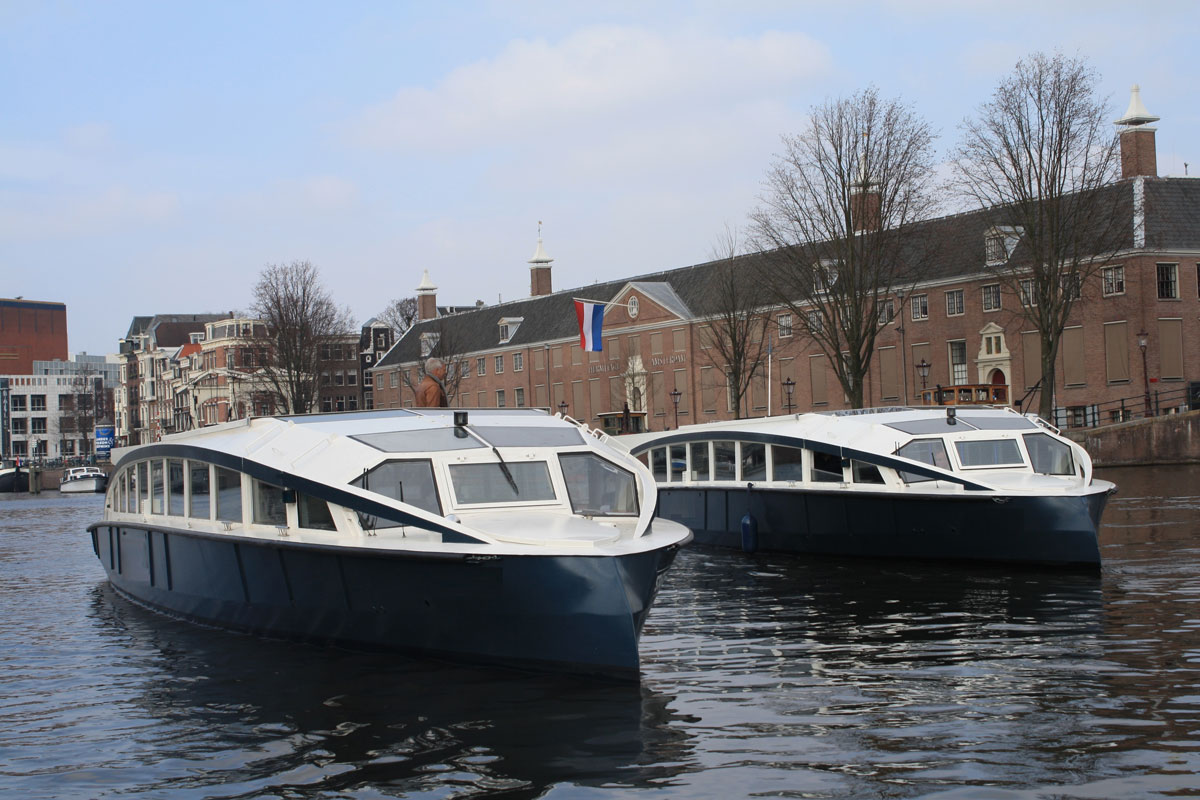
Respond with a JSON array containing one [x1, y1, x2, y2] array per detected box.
[[416, 270, 438, 321], [529, 224, 553, 296], [850, 154, 881, 233], [1116, 84, 1159, 179]]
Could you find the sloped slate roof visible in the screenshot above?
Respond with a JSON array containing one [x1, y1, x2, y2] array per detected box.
[[379, 177, 1191, 368], [1145, 178, 1200, 250]]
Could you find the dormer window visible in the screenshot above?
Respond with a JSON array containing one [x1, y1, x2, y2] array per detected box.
[[985, 226, 1022, 266], [420, 332, 440, 357], [498, 317, 524, 343]]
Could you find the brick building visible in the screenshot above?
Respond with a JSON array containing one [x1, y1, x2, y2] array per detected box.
[[371, 109, 1200, 432], [0, 298, 68, 375]]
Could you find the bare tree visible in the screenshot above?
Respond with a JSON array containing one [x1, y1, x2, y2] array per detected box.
[[377, 296, 419, 338], [697, 226, 773, 419], [953, 52, 1123, 419], [252, 261, 355, 414], [751, 87, 938, 408]]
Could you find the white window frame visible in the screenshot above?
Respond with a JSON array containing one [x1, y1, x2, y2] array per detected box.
[[982, 283, 1001, 312], [1102, 265, 1125, 297], [910, 294, 928, 321], [945, 289, 965, 317]]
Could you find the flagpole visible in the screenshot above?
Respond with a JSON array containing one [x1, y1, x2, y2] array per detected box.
[[572, 297, 637, 310]]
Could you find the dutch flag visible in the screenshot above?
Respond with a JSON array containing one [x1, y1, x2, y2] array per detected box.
[[574, 300, 605, 352]]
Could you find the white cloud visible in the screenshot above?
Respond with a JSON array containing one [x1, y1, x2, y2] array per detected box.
[[346, 26, 831, 152]]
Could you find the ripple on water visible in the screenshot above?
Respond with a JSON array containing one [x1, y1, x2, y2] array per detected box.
[[1, 477, 1199, 798]]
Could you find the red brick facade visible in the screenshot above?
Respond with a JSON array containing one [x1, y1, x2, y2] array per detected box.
[[0, 299, 68, 374]]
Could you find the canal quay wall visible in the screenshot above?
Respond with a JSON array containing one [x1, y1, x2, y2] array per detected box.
[[1063, 408, 1200, 467]]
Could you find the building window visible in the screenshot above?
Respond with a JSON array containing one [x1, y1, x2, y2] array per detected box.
[[1158, 263, 1179, 299], [945, 290, 964, 317], [10, 395, 25, 411], [910, 294, 929, 321], [513, 352, 524, 372], [10, 418, 25, 434], [496, 390, 506, 408], [627, 296, 639, 319], [1019, 279, 1037, 307], [985, 234, 1007, 264], [1102, 266, 1125, 296], [30, 394, 46, 411], [949, 340, 967, 385], [390, 371, 398, 388], [807, 310, 823, 333], [495, 355, 504, 374], [982, 284, 1001, 311], [515, 387, 525, 407], [877, 300, 895, 325], [321, 398, 332, 412], [778, 313, 793, 338], [347, 371, 358, 386], [477, 357, 486, 376], [498, 323, 510, 342], [31, 417, 47, 434], [334, 371, 344, 386]]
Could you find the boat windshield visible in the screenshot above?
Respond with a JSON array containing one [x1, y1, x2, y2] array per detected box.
[[954, 439, 1025, 468], [1023, 432, 1075, 475], [559, 453, 639, 516], [449, 462, 556, 505], [894, 438, 952, 483]]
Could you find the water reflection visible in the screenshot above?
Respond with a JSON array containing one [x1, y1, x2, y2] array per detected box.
[[3, 472, 1199, 798], [72, 585, 693, 799]]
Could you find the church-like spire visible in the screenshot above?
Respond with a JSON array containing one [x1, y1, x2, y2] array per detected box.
[[1115, 84, 1160, 127]]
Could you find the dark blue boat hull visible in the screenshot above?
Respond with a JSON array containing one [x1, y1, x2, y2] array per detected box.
[[88, 523, 683, 679], [655, 485, 1108, 567]]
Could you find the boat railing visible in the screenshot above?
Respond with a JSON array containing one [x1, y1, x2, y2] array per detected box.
[[918, 384, 1009, 407]]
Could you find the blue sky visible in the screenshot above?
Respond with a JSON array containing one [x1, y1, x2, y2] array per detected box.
[[2, 1, 1197, 355]]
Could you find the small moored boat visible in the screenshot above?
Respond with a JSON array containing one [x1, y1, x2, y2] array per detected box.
[[0, 459, 28, 493], [60, 466, 108, 494], [621, 406, 1114, 568], [88, 408, 691, 679]]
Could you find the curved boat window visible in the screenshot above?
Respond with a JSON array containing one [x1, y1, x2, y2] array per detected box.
[[215, 467, 242, 523], [253, 480, 287, 525], [352, 460, 442, 522], [559, 453, 639, 516], [474, 427, 585, 448], [811, 451, 843, 483], [650, 448, 667, 482], [136, 461, 148, 513], [449, 462, 555, 505], [168, 459, 185, 516], [298, 493, 336, 531], [771, 445, 804, 481], [954, 439, 1024, 468], [128, 465, 140, 513], [852, 461, 885, 484], [894, 439, 951, 483], [151, 460, 165, 514], [741, 443, 766, 481], [1023, 432, 1075, 475], [189, 462, 210, 519], [670, 444, 687, 482], [714, 441, 737, 480], [689, 442, 710, 482]]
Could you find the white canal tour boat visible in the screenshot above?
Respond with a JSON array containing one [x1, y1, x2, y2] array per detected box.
[[620, 406, 1115, 568], [60, 465, 109, 493], [88, 408, 692, 679]]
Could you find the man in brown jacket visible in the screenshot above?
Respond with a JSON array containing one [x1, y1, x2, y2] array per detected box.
[[415, 357, 448, 407]]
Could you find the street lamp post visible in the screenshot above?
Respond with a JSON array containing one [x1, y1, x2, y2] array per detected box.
[[558, 400, 568, 417], [1138, 329, 1151, 418], [916, 359, 930, 404], [669, 388, 681, 430], [782, 377, 795, 414]]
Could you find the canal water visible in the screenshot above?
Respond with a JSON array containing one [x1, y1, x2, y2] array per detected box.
[[0, 466, 1197, 799]]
